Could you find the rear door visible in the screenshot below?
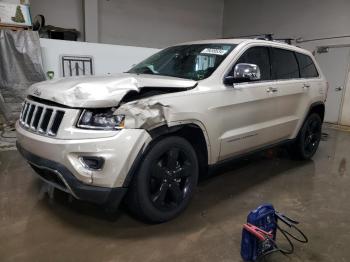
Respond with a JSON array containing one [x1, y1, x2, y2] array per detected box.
[[269, 47, 309, 138]]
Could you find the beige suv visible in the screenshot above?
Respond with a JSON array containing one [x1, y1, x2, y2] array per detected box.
[[16, 39, 327, 222]]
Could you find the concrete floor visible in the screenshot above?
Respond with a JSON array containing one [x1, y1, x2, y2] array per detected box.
[[0, 127, 349, 262]]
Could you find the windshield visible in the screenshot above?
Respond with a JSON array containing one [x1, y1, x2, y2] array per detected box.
[[128, 44, 236, 81]]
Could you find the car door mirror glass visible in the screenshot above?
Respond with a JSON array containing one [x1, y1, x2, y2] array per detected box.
[[233, 63, 261, 83]]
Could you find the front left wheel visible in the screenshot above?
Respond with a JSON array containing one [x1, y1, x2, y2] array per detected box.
[[126, 136, 199, 223]]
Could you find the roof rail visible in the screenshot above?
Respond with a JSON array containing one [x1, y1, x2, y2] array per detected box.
[[223, 33, 294, 45], [222, 33, 273, 40], [254, 34, 273, 41], [274, 38, 294, 45]]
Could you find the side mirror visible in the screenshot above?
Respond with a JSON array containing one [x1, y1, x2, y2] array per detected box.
[[224, 63, 261, 85], [233, 63, 261, 82], [223, 75, 235, 86]]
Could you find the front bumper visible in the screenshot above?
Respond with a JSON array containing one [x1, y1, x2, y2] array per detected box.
[[17, 142, 127, 205], [16, 122, 152, 188]]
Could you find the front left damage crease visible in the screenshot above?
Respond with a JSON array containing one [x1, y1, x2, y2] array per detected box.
[[113, 84, 197, 130], [115, 100, 171, 130]]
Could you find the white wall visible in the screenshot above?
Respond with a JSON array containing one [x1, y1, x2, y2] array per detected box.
[[30, 0, 84, 40], [40, 39, 159, 79], [223, 0, 350, 125]]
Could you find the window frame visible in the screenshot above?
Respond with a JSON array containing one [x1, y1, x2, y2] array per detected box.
[[270, 47, 301, 81], [294, 52, 320, 79], [223, 44, 322, 86], [231, 46, 272, 83]]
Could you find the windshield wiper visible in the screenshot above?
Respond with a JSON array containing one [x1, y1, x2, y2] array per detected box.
[[131, 65, 158, 75]]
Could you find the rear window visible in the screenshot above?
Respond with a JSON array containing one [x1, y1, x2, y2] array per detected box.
[[295, 53, 319, 78], [271, 48, 300, 80]]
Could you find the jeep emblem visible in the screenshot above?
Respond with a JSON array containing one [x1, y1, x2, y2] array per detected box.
[[33, 88, 41, 97]]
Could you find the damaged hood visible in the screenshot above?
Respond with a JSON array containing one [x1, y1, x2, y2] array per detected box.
[[28, 73, 197, 108]]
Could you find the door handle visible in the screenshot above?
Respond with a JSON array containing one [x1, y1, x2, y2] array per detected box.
[[335, 86, 343, 91], [303, 83, 311, 89], [266, 87, 278, 93]]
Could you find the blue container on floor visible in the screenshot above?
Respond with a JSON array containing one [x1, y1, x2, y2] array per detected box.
[[241, 204, 277, 261]]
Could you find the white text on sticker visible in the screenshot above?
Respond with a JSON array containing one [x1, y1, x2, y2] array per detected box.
[[201, 48, 228, 56]]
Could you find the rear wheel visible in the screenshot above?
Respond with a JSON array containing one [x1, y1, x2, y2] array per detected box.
[[289, 113, 322, 160], [126, 136, 198, 223]]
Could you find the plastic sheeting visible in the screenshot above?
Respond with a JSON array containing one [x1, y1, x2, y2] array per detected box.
[[0, 30, 45, 123]]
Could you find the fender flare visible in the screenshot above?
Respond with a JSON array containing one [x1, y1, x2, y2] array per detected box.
[[293, 101, 325, 139], [122, 121, 212, 187], [305, 101, 325, 121], [149, 120, 212, 163]]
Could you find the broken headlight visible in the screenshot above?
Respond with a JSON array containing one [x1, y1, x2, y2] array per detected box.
[[77, 109, 125, 130]]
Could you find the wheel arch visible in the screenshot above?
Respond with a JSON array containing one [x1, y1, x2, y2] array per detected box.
[[307, 101, 325, 122], [292, 101, 325, 139], [123, 121, 211, 188], [148, 122, 211, 175]]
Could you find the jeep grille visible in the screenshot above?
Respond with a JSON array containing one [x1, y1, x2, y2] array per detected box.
[[19, 100, 65, 137]]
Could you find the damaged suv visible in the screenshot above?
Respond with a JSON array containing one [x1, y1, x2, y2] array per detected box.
[[16, 39, 327, 222]]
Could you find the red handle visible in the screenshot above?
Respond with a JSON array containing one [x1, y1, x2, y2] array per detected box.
[[243, 223, 273, 241]]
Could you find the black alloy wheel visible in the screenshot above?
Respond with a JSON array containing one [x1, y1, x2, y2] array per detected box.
[[289, 113, 322, 160], [149, 147, 193, 210], [303, 116, 322, 156], [126, 136, 198, 223]]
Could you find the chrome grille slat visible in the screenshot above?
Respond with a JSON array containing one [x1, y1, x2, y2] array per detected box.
[[25, 104, 35, 127], [32, 106, 43, 130], [37, 107, 46, 131], [39, 109, 53, 133], [19, 100, 65, 137], [30, 106, 38, 128], [46, 110, 57, 135], [19, 102, 27, 121], [21, 103, 30, 124]]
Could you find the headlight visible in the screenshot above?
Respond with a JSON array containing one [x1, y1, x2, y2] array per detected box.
[[77, 109, 125, 130]]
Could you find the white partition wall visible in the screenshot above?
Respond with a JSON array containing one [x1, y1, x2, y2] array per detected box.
[[39, 39, 159, 79]]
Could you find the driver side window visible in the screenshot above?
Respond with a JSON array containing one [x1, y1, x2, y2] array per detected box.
[[231, 46, 271, 81]]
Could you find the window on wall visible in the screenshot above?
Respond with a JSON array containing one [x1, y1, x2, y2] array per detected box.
[[271, 48, 300, 80], [233, 46, 271, 81], [295, 53, 319, 78]]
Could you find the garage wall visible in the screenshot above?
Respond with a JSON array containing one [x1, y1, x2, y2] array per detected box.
[[223, 0, 350, 126], [30, 0, 225, 48], [30, 0, 84, 40], [223, 0, 350, 41], [98, 0, 225, 48]]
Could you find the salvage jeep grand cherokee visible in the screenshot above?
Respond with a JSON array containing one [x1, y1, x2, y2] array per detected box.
[[16, 39, 327, 222]]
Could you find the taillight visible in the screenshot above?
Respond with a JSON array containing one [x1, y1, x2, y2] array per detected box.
[[325, 81, 329, 102]]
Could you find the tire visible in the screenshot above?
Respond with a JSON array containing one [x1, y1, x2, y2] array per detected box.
[[288, 113, 322, 160], [126, 136, 199, 223]]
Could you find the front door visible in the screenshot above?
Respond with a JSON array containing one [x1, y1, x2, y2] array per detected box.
[[218, 46, 286, 160], [315, 47, 350, 123]]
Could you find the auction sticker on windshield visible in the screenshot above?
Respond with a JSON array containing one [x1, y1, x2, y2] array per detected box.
[[201, 48, 229, 56]]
